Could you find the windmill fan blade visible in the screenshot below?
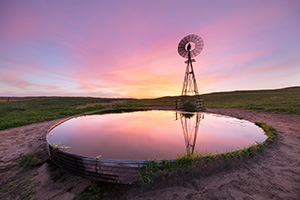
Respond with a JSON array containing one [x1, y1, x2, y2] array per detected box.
[[190, 35, 196, 42], [183, 38, 188, 44], [177, 34, 204, 58]]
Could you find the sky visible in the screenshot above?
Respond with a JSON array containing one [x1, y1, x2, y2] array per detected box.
[[0, 0, 300, 98]]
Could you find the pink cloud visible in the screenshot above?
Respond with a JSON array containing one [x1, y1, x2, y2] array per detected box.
[[1, 0, 299, 97]]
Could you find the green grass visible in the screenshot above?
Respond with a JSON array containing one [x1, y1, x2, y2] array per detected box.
[[201, 86, 300, 114], [138, 122, 277, 188], [138, 160, 160, 189], [1, 86, 299, 130], [18, 153, 43, 168], [133, 86, 300, 114], [131, 87, 300, 114], [0, 171, 40, 200], [0, 97, 126, 130], [73, 182, 126, 200], [255, 121, 277, 143]]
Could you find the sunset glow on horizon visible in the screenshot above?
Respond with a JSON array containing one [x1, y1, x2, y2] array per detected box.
[[1, 0, 299, 98]]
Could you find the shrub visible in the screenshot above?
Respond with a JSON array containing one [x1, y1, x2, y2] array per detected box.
[[181, 102, 197, 112]]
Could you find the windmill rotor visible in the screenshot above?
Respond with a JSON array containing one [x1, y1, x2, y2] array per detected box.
[[177, 34, 204, 59]]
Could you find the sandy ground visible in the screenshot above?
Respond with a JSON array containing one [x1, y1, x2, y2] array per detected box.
[[0, 108, 300, 199]]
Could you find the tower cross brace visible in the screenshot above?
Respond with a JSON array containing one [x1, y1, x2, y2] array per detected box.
[[181, 50, 199, 104]]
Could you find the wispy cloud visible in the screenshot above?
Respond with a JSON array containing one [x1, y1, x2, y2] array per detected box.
[[0, 0, 299, 97]]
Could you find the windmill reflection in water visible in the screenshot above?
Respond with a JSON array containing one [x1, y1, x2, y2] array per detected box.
[[175, 112, 204, 155]]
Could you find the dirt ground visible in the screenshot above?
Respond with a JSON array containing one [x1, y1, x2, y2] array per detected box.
[[0, 108, 299, 199]]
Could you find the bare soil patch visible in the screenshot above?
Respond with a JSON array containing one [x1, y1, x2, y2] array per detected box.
[[1, 108, 299, 199]]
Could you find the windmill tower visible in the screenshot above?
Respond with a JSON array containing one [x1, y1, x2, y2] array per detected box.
[[179, 113, 204, 155], [177, 34, 204, 108]]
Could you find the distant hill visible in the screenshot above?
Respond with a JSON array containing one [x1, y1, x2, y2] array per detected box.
[[151, 86, 300, 114]]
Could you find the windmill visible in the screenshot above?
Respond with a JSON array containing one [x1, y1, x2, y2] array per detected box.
[[179, 113, 204, 155], [177, 34, 204, 108]]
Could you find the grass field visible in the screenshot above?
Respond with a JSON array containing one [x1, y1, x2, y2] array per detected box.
[[201, 86, 300, 113], [0, 86, 299, 130], [0, 97, 125, 130]]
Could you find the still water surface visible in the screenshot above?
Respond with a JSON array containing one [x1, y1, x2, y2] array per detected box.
[[47, 110, 267, 160]]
